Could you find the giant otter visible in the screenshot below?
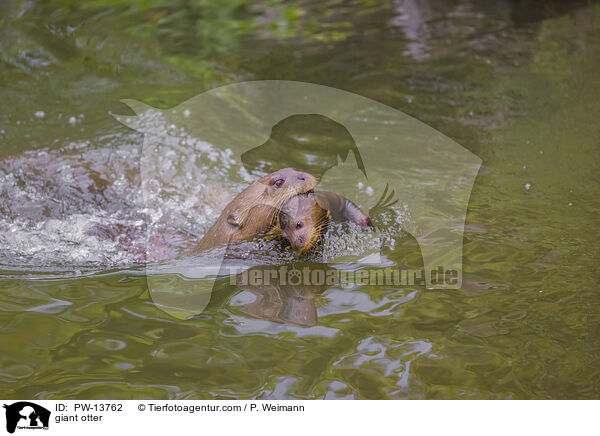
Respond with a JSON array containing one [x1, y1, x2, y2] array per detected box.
[[278, 191, 373, 253], [196, 168, 317, 251]]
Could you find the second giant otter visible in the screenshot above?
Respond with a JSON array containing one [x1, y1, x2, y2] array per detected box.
[[196, 168, 317, 251], [278, 191, 373, 253]]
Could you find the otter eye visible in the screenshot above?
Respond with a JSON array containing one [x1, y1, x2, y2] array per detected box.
[[296, 221, 303, 229], [273, 178, 285, 188]]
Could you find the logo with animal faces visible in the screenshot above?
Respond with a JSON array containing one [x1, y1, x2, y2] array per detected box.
[[3, 402, 50, 434], [115, 80, 481, 319]]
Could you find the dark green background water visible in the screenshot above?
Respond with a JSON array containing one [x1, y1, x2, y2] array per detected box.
[[1, 0, 599, 399]]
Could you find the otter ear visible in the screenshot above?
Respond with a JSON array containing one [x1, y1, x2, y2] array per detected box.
[[227, 213, 241, 227]]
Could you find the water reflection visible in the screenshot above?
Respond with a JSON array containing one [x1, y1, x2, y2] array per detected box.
[[234, 263, 335, 327]]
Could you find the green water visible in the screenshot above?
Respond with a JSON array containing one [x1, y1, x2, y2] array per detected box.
[[1, 0, 599, 399]]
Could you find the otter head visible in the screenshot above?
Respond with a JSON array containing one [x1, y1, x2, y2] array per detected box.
[[257, 168, 317, 206], [279, 193, 330, 253], [224, 168, 318, 231]]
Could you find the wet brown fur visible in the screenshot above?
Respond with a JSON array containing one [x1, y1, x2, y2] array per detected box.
[[196, 168, 317, 251], [279, 191, 373, 253], [278, 193, 330, 253]]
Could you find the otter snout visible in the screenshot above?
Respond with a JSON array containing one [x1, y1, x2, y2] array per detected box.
[[291, 235, 305, 251]]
